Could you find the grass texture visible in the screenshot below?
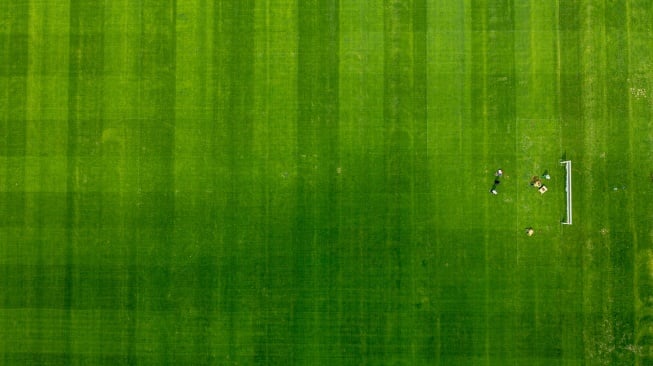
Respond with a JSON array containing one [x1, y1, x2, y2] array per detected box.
[[0, 0, 652, 365]]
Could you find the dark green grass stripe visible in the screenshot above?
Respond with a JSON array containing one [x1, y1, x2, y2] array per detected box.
[[66, 0, 106, 302], [469, 1, 492, 363], [221, 0, 259, 363], [0, 0, 28, 282], [0, 3, 27, 158], [558, 0, 582, 128], [210, 0, 267, 363], [210, 2, 241, 360], [66, 0, 106, 362], [0, 0, 27, 253], [0, 1, 28, 79], [295, 0, 339, 362], [383, 0, 426, 362], [578, 0, 605, 362], [406, 0, 434, 363], [545, 0, 585, 362], [338, 1, 384, 362], [604, 1, 638, 365], [101, 2, 145, 362], [131, 1, 177, 362], [557, 3, 586, 362]]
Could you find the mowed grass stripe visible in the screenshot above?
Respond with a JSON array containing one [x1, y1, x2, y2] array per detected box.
[[513, 2, 537, 362], [295, 0, 339, 362], [383, 0, 412, 361], [470, 1, 491, 363], [131, 0, 176, 362], [173, 0, 215, 362], [253, 1, 298, 363], [382, 0, 431, 363], [535, 0, 583, 362], [515, 1, 569, 364], [1, 1, 650, 364], [628, 1, 653, 363], [0, 0, 28, 360], [339, 1, 385, 362], [605, 1, 638, 364], [578, 0, 606, 363], [483, 0, 522, 363], [66, 0, 105, 361], [0, 0, 27, 263], [102, 0, 147, 361], [0, 1, 27, 158], [251, 0, 299, 362], [207, 1, 260, 362], [405, 0, 435, 363], [557, 0, 587, 361], [252, 12, 270, 361], [578, 1, 633, 365], [19, 1, 71, 267], [207, 2, 241, 360], [428, 1, 476, 363]]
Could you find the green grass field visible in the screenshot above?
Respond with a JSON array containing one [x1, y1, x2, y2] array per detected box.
[[1, 0, 652, 365]]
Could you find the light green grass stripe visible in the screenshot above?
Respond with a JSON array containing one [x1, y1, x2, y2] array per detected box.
[[22, 0, 70, 269], [625, 4, 641, 365], [10, 0, 71, 361], [515, 1, 570, 364], [577, 1, 633, 365], [172, 0, 214, 362], [249, 0, 298, 363]]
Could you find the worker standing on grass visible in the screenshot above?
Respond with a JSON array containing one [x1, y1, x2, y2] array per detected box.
[[489, 182, 498, 195], [490, 169, 502, 195], [542, 170, 551, 180]]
